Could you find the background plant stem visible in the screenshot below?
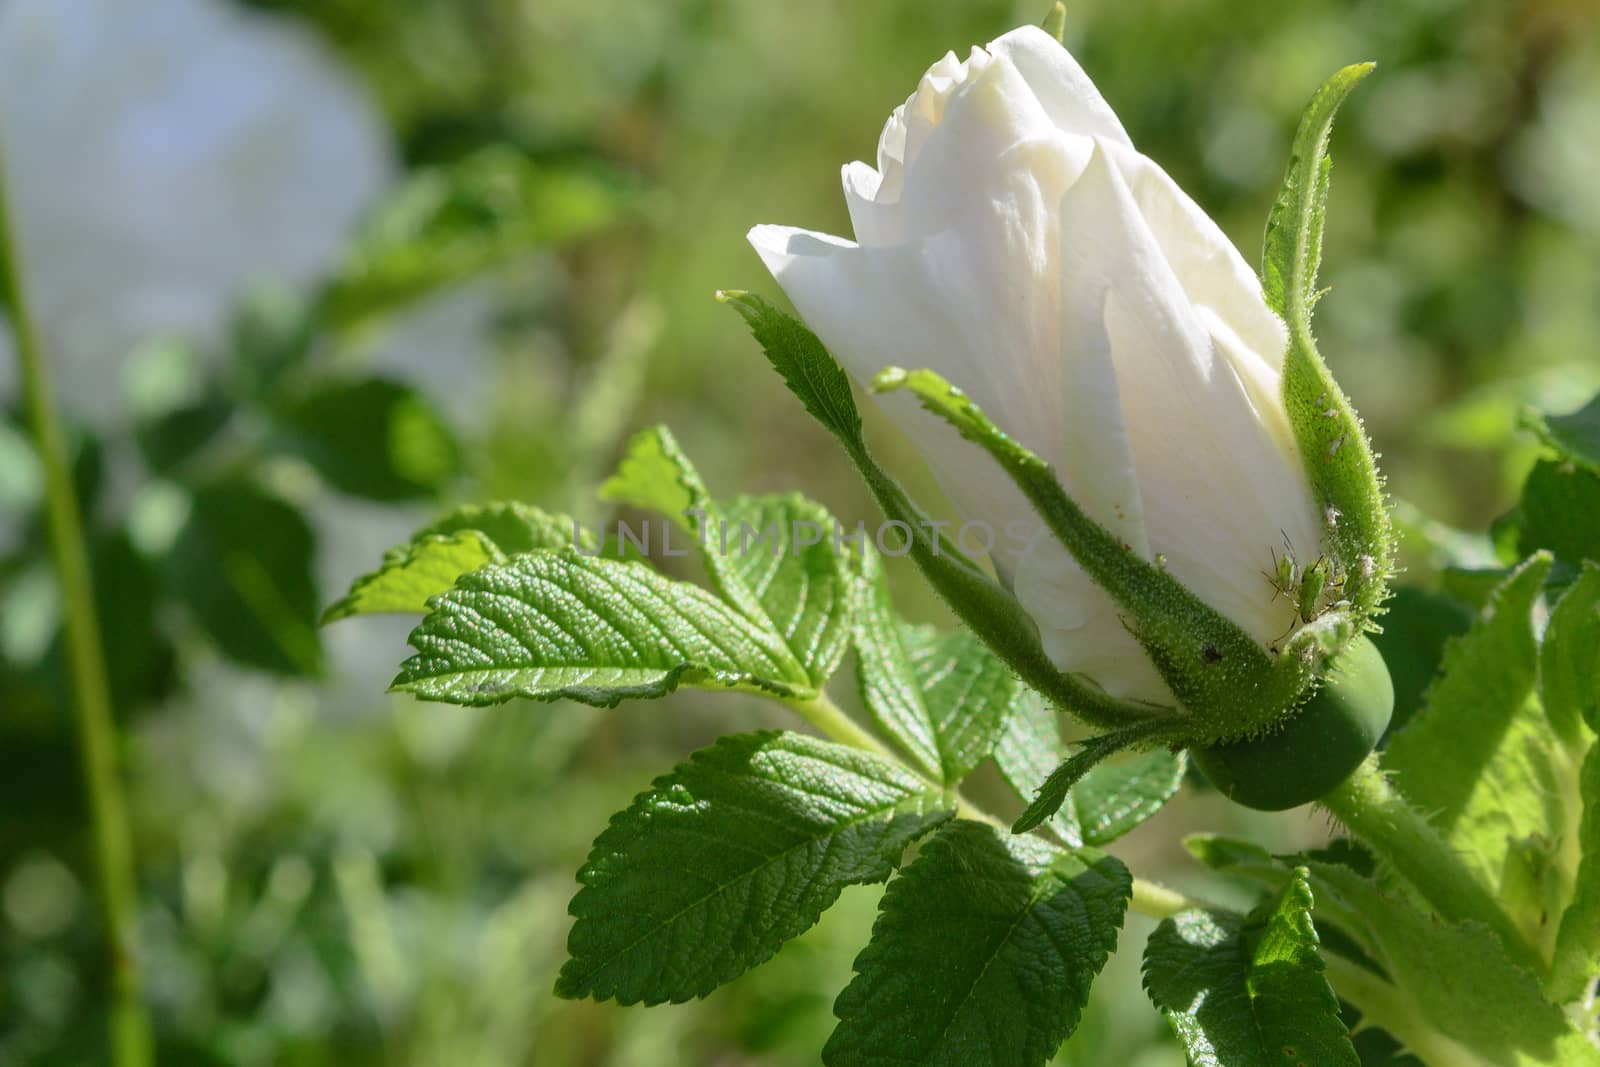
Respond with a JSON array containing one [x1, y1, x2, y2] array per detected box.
[[0, 141, 152, 1067]]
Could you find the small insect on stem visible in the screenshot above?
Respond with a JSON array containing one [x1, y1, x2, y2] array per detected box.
[[1297, 557, 1330, 623], [1264, 531, 1299, 601]]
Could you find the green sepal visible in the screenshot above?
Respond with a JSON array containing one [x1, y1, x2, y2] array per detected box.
[[1263, 63, 1395, 622], [1012, 719, 1177, 834], [874, 365, 1342, 742], [1041, 2, 1067, 42], [718, 289, 1163, 732]]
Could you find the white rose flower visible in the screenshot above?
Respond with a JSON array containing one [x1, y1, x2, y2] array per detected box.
[[749, 26, 1322, 706], [0, 0, 393, 421]]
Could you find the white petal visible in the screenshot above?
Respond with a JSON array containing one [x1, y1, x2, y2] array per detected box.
[[1058, 142, 1319, 647], [1099, 138, 1288, 372], [842, 161, 903, 248], [985, 26, 1132, 146]]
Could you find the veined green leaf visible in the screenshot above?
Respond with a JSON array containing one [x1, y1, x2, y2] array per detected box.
[[1311, 862, 1600, 1066], [1382, 554, 1577, 941], [324, 502, 589, 621], [719, 289, 1165, 732], [853, 544, 1027, 783], [556, 731, 951, 1005], [1073, 748, 1186, 846], [1142, 868, 1358, 1067], [601, 426, 852, 687], [1542, 563, 1600, 740], [992, 680, 1082, 844], [392, 551, 813, 705], [1012, 721, 1172, 834], [825, 820, 1129, 1067]]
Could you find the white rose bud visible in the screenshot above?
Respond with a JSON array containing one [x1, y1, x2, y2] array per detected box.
[[749, 26, 1322, 706]]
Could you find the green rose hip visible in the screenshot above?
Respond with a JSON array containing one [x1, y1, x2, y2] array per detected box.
[[1190, 636, 1394, 810]]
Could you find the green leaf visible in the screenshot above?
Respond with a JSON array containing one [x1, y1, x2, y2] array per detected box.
[[599, 423, 708, 530], [1072, 748, 1186, 846], [1012, 720, 1172, 834], [1183, 834, 1287, 886], [1382, 554, 1576, 929], [872, 365, 1329, 745], [167, 479, 322, 676], [718, 493, 854, 686], [825, 820, 1129, 1067], [720, 290, 1163, 732], [325, 147, 623, 324], [1368, 585, 1474, 735], [1311, 862, 1600, 1066], [853, 545, 1028, 783], [1143, 868, 1358, 1067], [392, 550, 812, 705], [1501, 459, 1600, 570], [1548, 744, 1600, 1003], [323, 502, 589, 622], [600, 425, 851, 686], [555, 731, 951, 1005], [992, 684, 1082, 844], [273, 377, 461, 501], [1263, 63, 1394, 622], [1542, 563, 1600, 739], [1523, 392, 1600, 472]]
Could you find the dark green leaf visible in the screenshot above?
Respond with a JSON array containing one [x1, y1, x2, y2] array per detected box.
[[167, 479, 322, 676], [274, 377, 461, 501], [1503, 459, 1600, 569], [556, 731, 951, 1005], [1143, 868, 1357, 1067], [392, 551, 812, 705], [825, 820, 1129, 1067], [1368, 585, 1474, 737]]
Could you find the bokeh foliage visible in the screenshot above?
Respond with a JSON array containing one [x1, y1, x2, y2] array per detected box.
[[3, 0, 1599, 1063]]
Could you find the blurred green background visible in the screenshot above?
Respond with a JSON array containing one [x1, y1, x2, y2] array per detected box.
[[1, 0, 1597, 1062]]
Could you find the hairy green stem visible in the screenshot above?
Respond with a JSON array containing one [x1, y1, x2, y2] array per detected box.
[[0, 142, 152, 1066], [1320, 757, 1537, 970]]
